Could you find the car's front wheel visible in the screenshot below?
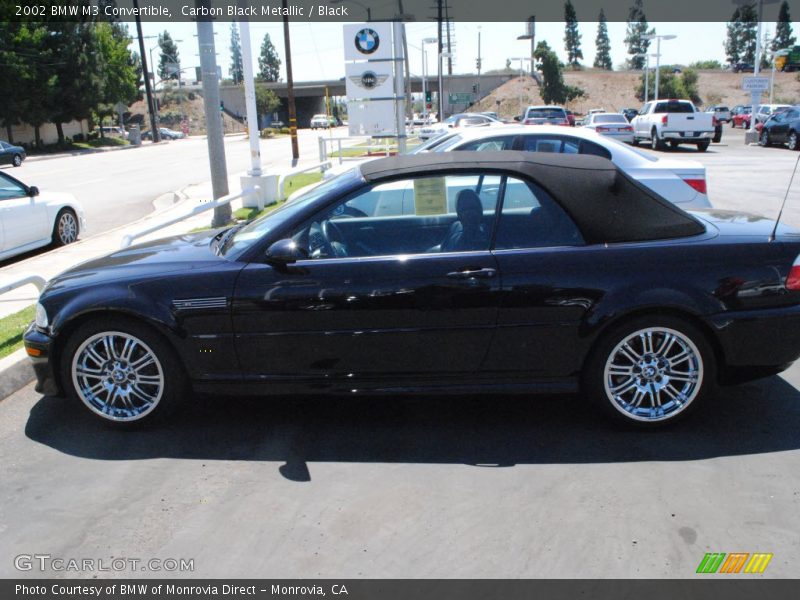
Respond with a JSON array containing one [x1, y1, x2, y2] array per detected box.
[[61, 318, 186, 427], [12, 153, 22, 167], [697, 141, 710, 152], [761, 130, 771, 146], [584, 316, 715, 427], [52, 209, 79, 246], [788, 131, 799, 151]]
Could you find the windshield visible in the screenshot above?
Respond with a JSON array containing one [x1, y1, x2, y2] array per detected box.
[[654, 101, 695, 113], [594, 114, 627, 124], [407, 132, 461, 153], [221, 168, 362, 258]]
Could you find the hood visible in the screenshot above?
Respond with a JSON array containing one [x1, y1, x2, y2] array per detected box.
[[44, 229, 227, 294], [689, 209, 800, 238]]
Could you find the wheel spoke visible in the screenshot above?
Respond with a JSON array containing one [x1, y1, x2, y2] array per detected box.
[[132, 355, 155, 371], [620, 343, 641, 363], [610, 377, 637, 395], [668, 350, 692, 368]]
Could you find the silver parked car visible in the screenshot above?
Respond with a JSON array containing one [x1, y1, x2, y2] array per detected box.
[[582, 113, 635, 144]]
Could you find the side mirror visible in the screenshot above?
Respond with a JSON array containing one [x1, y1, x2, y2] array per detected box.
[[28, 186, 39, 197], [265, 239, 307, 267]]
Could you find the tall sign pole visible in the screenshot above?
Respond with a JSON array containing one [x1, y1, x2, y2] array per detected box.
[[283, 0, 299, 161], [196, 2, 231, 227], [239, 20, 261, 178]]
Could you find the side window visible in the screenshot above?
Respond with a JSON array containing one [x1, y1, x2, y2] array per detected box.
[[290, 173, 499, 259], [579, 140, 612, 159], [0, 174, 27, 200], [788, 110, 799, 120], [494, 177, 583, 250], [521, 136, 561, 153], [454, 135, 516, 151], [640, 103, 651, 115]]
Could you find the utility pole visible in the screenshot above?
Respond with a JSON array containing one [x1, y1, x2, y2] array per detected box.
[[283, 0, 299, 161], [437, 0, 443, 119], [196, 3, 230, 227], [133, 0, 159, 143]]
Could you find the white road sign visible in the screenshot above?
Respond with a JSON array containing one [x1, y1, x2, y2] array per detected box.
[[741, 76, 770, 92]]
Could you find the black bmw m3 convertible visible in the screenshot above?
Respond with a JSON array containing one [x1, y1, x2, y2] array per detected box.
[[24, 152, 800, 427]]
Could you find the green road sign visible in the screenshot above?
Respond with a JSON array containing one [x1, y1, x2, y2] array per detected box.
[[448, 92, 473, 103]]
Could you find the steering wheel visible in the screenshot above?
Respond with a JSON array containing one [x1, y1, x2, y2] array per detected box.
[[320, 218, 347, 257]]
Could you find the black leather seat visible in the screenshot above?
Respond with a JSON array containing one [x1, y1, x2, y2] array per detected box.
[[439, 189, 488, 252]]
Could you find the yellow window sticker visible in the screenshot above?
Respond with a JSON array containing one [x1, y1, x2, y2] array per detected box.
[[414, 177, 447, 215]]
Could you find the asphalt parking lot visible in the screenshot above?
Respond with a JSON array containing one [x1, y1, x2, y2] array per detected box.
[[1, 126, 800, 579]]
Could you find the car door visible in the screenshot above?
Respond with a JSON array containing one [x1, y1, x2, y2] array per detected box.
[[232, 171, 502, 385], [0, 142, 11, 166], [0, 172, 48, 252], [482, 175, 597, 380]]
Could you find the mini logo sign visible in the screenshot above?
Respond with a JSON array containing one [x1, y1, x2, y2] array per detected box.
[[354, 28, 380, 54], [696, 552, 773, 574], [348, 71, 388, 90]]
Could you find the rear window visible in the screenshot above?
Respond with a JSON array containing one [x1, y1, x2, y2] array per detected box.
[[593, 114, 628, 124], [526, 107, 567, 119], [654, 101, 695, 114]]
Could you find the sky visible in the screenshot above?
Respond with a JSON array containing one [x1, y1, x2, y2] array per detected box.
[[132, 20, 758, 83]]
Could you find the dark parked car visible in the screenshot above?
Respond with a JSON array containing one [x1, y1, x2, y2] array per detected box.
[[0, 140, 26, 167], [732, 62, 754, 73], [760, 106, 800, 150], [24, 152, 800, 429]]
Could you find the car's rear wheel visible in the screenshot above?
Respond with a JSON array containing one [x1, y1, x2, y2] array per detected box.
[[697, 141, 710, 152], [788, 131, 799, 151], [631, 136, 639, 146], [52, 209, 79, 246], [61, 318, 186, 428], [12, 153, 22, 167], [584, 316, 715, 427], [650, 128, 665, 150]]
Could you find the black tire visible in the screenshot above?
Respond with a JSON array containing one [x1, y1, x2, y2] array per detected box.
[[669, 141, 680, 149], [713, 126, 722, 143], [51, 208, 79, 247], [697, 141, 710, 152], [582, 315, 716, 428], [12, 153, 22, 167], [650, 128, 665, 151], [60, 317, 187, 429], [760, 130, 771, 147], [631, 137, 639, 146], [730, 120, 736, 128], [789, 131, 799, 151]]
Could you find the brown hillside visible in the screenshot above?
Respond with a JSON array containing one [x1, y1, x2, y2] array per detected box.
[[473, 70, 800, 118]]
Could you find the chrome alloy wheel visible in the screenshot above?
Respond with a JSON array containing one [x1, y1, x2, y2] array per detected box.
[[603, 327, 703, 422], [71, 331, 165, 421], [58, 212, 78, 244]]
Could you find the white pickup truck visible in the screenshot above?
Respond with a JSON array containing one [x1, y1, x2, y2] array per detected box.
[[631, 99, 716, 152]]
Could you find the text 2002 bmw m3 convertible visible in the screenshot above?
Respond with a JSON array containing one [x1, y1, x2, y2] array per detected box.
[[24, 152, 800, 427]]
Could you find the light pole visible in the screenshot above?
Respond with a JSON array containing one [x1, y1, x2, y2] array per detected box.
[[510, 57, 532, 114], [770, 48, 789, 104], [329, 0, 371, 20], [422, 37, 437, 122], [517, 16, 536, 76], [643, 34, 676, 101], [438, 51, 451, 120]]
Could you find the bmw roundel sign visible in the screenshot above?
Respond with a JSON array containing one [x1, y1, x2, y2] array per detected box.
[[354, 28, 380, 55]]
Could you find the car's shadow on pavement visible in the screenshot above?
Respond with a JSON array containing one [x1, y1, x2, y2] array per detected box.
[[23, 374, 800, 480]]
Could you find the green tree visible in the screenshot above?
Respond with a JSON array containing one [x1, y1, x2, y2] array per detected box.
[[95, 22, 140, 127], [594, 8, 612, 70], [255, 84, 281, 122], [739, 3, 758, 64], [157, 30, 180, 81], [625, 0, 653, 70], [773, 1, 796, 52], [563, 0, 583, 66], [229, 22, 244, 85], [258, 33, 281, 82], [636, 67, 701, 105], [690, 59, 723, 69], [725, 7, 743, 65], [536, 46, 585, 105]]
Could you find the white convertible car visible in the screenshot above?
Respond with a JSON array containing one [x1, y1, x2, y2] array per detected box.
[[0, 170, 86, 261]]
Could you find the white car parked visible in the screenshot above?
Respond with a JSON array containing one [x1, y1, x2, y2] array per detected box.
[[418, 113, 505, 140], [0, 171, 86, 261], [583, 113, 635, 144], [410, 125, 711, 208]]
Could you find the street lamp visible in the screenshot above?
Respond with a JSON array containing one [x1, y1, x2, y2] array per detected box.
[[422, 37, 437, 122], [329, 0, 371, 20], [771, 48, 790, 104], [438, 51, 452, 120], [634, 52, 660, 104], [643, 34, 676, 101], [517, 16, 535, 76]]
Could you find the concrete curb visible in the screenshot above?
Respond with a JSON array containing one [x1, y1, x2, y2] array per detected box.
[[0, 349, 34, 401], [24, 141, 169, 163]]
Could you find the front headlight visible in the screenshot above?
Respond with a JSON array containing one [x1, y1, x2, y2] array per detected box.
[[35, 303, 49, 329]]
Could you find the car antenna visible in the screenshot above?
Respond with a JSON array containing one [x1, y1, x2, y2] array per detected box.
[[770, 153, 800, 242]]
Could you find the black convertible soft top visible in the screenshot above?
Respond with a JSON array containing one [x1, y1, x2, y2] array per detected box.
[[359, 151, 706, 244]]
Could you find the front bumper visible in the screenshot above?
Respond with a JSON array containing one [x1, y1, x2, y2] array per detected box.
[[22, 324, 61, 397]]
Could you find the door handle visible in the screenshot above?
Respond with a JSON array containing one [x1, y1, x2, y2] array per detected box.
[[447, 267, 497, 279]]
